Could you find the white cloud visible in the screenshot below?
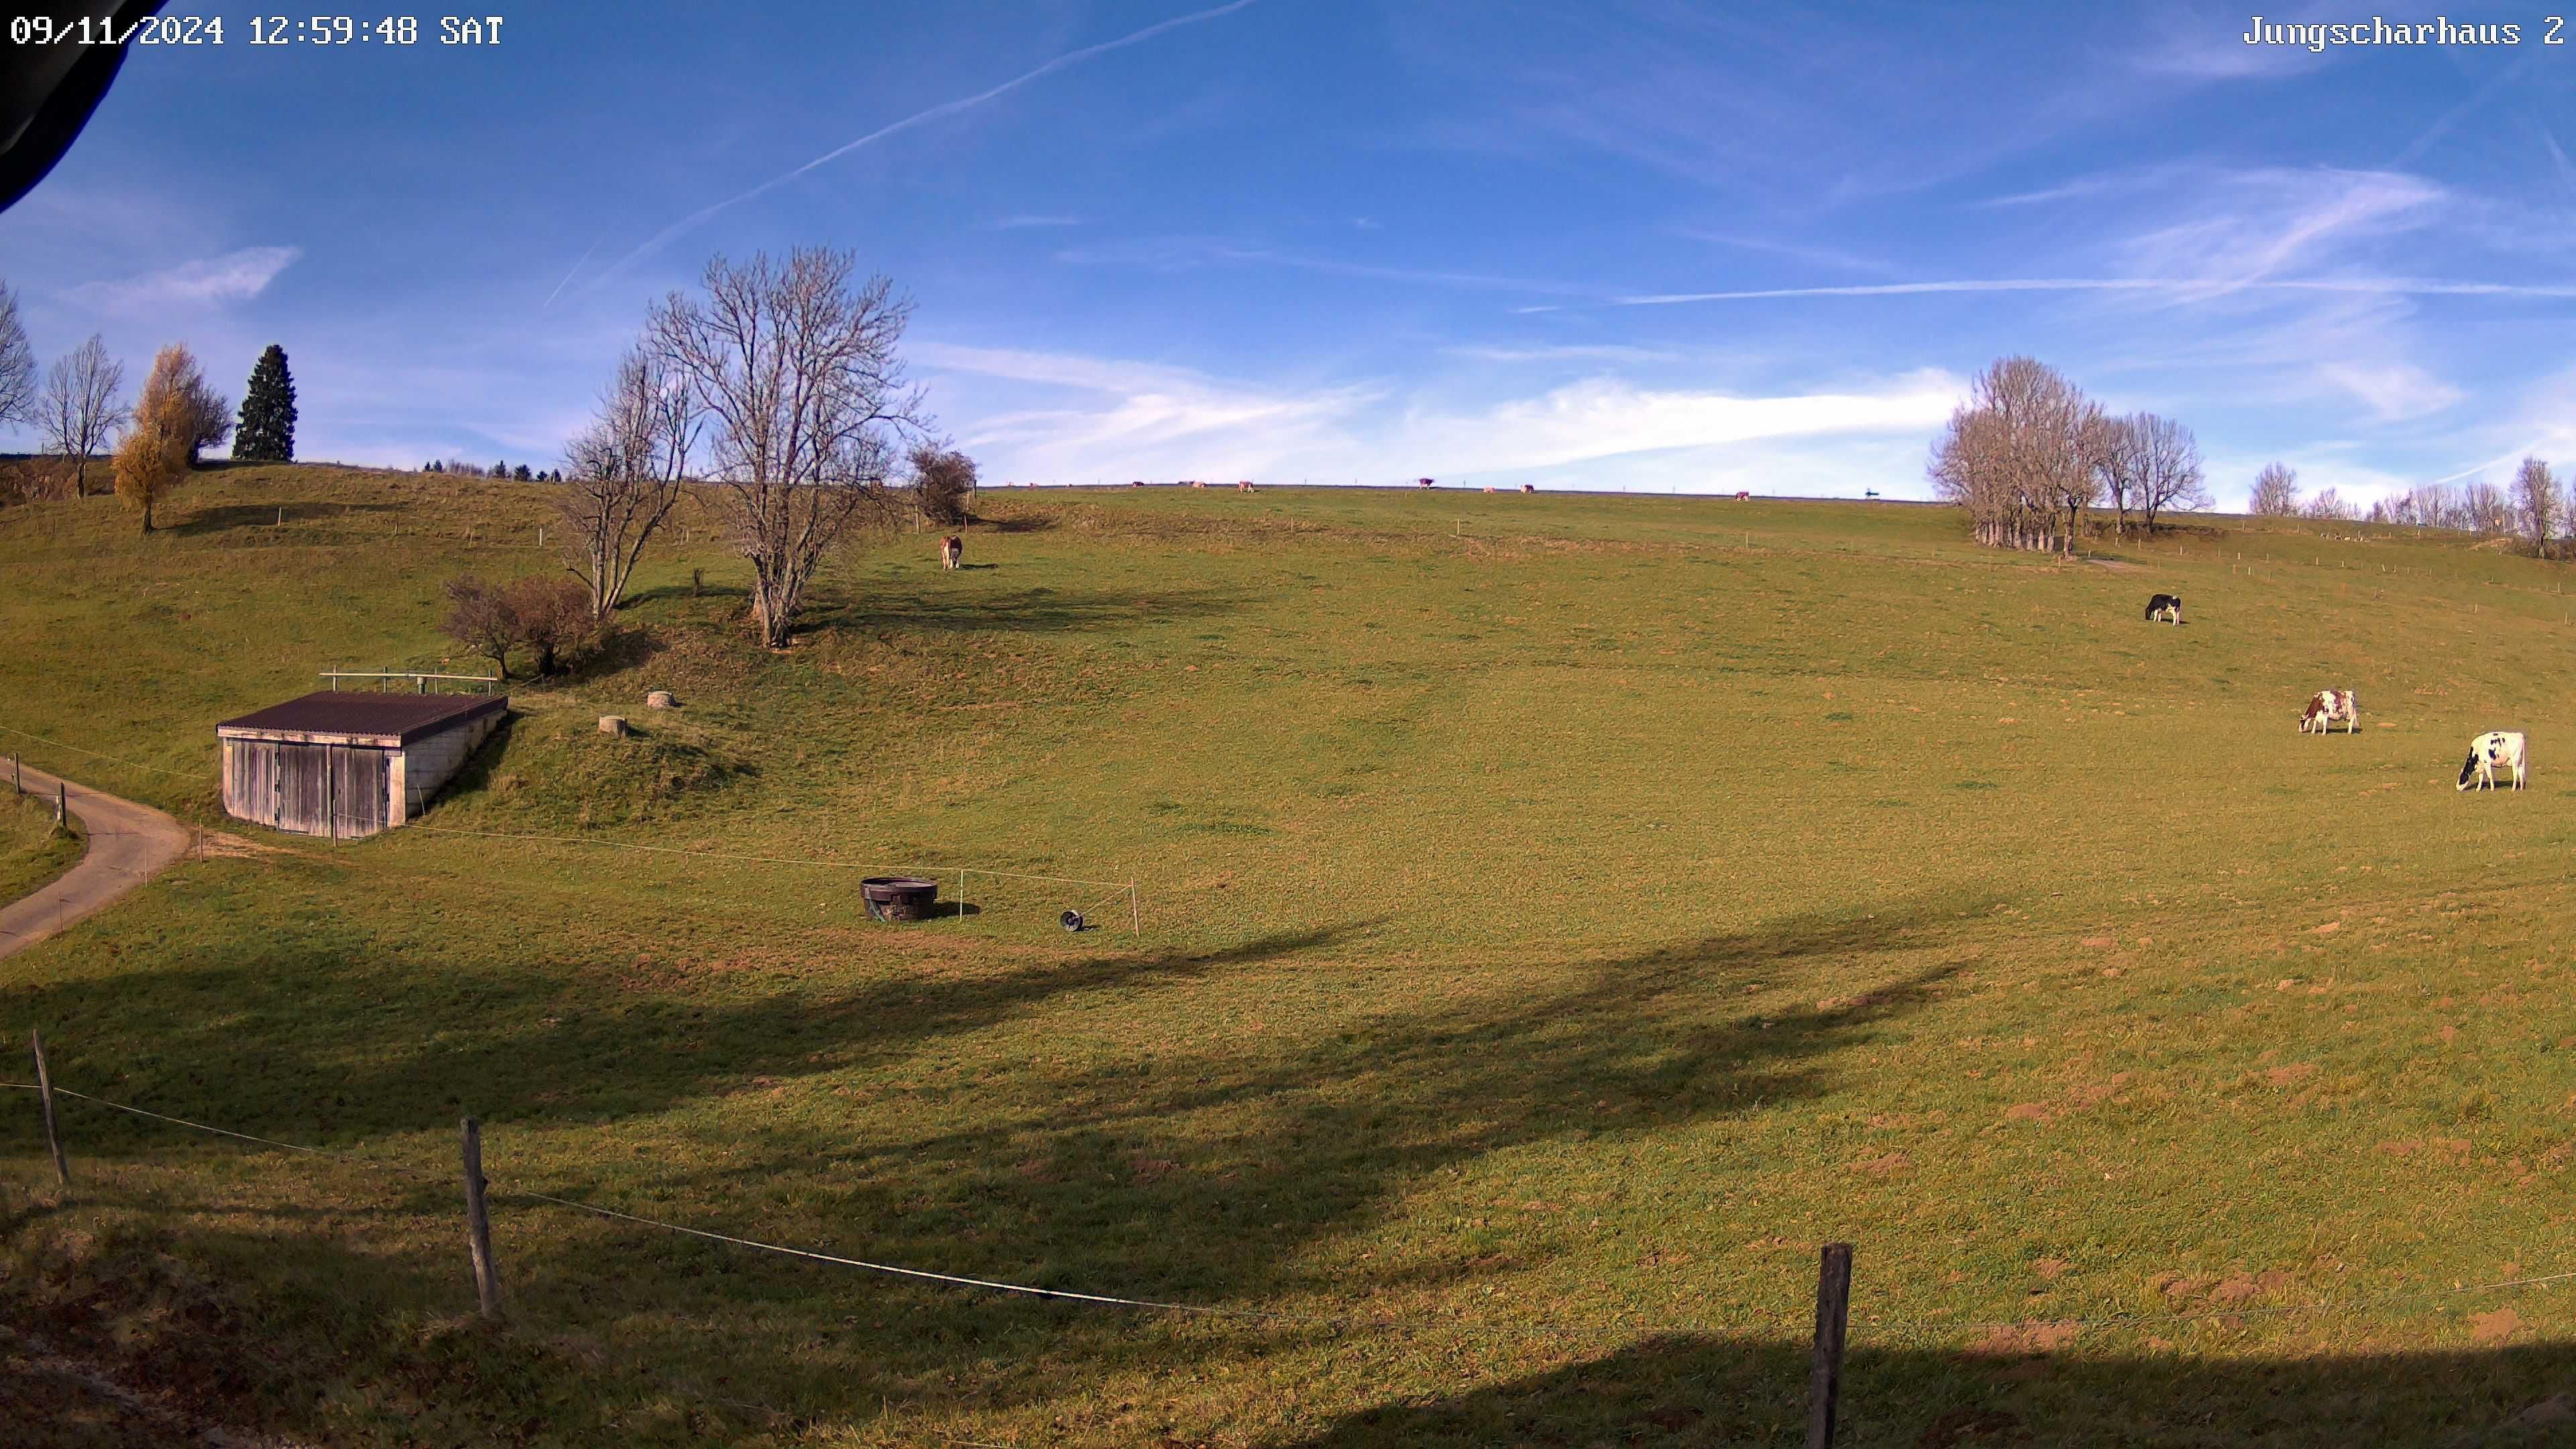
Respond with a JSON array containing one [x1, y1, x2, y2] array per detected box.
[[924, 341, 1964, 493], [2318, 361, 2461, 421], [1389, 372, 1965, 476], [70, 246, 302, 311]]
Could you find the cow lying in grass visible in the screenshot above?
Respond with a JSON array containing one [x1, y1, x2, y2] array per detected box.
[[2144, 593, 2184, 625], [2458, 731, 2528, 791], [2300, 689, 2358, 735], [941, 535, 963, 570]]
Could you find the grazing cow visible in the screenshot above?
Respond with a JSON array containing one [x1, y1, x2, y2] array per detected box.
[[2300, 689, 2359, 735], [940, 535, 963, 570], [2458, 731, 2528, 791], [1238, 480, 1254, 492], [1734, 490, 1751, 501], [2144, 592, 2184, 625], [1521, 483, 1536, 494]]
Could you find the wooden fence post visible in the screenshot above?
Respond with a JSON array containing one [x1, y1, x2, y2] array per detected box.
[[460, 1117, 502, 1319], [32, 1029, 68, 1187], [11, 753, 19, 794], [53, 782, 66, 831], [1806, 1242, 1854, 1449]]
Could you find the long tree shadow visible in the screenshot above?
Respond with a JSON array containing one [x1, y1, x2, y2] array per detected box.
[[802, 583, 1248, 636], [1274, 1331, 2576, 1447], [167, 501, 403, 536], [3, 894, 1997, 1437]]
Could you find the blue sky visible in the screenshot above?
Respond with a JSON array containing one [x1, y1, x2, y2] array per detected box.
[[6, 2, 2576, 505]]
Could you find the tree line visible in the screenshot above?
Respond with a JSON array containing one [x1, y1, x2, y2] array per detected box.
[[0, 281, 299, 521], [1931, 354, 2576, 559], [1928, 357, 2209, 551]]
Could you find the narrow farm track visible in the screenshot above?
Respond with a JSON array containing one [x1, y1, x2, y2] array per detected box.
[[0, 765, 189, 961]]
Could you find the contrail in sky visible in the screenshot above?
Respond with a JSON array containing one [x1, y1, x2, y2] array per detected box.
[[580, 0, 1260, 292], [1615, 277, 2576, 305]]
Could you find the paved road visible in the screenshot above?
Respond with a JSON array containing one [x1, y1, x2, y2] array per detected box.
[[0, 765, 191, 961]]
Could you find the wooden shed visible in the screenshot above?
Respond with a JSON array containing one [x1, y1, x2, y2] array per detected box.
[[217, 691, 508, 839]]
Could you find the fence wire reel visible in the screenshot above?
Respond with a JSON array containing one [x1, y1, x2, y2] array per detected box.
[[1061, 909, 1086, 932]]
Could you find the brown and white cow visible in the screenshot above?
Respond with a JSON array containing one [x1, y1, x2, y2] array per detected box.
[[2300, 689, 2358, 735], [940, 535, 963, 570]]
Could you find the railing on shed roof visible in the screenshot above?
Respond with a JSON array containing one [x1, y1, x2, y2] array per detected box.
[[318, 671, 504, 696]]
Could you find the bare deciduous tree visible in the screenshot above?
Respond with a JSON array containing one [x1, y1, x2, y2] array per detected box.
[[2302, 487, 2357, 522], [40, 335, 128, 498], [645, 248, 930, 649], [505, 575, 603, 676], [1929, 356, 2101, 553], [2512, 455, 2561, 559], [0, 282, 34, 432], [2463, 479, 2512, 536], [559, 347, 696, 619], [2248, 462, 2301, 517], [441, 574, 517, 678], [2125, 413, 2208, 533]]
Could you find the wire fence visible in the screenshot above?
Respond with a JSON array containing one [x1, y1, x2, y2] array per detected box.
[[9, 1057, 2575, 1366]]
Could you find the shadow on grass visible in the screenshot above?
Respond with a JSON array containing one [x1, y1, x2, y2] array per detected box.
[[1273, 1331, 2576, 1448], [167, 502, 402, 536], [805, 583, 1246, 637], [0, 896, 2032, 1440]]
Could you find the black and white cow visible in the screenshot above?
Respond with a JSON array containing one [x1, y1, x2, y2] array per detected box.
[[2300, 689, 2358, 735], [2143, 593, 2184, 625], [2457, 731, 2528, 791]]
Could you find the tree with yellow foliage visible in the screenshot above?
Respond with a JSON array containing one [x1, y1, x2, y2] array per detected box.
[[113, 345, 211, 532]]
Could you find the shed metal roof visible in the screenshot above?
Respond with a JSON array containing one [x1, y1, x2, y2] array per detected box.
[[216, 690, 508, 745]]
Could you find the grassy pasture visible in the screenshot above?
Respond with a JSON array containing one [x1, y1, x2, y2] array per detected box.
[[3, 466, 2576, 1446]]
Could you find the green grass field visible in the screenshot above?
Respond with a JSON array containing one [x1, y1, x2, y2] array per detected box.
[[5, 464, 2576, 1446], [0, 786, 80, 909]]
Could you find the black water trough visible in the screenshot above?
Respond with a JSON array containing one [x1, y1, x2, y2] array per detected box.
[[861, 876, 939, 922]]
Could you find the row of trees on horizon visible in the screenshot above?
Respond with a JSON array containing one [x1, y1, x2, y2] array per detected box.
[[0, 284, 298, 519], [1932, 354, 2575, 559]]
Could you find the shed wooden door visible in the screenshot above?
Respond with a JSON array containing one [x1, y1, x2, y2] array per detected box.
[[222, 740, 389, 837], [329, 745, 388, 837]]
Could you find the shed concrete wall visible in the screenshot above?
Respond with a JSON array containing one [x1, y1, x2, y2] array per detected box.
[[395, 709, 504, 820]]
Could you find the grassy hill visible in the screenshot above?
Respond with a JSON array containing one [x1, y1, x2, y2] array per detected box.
[[5, 465, 2576, 1446]]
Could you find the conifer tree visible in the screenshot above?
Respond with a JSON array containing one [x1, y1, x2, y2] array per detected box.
[[231, 343, 297, 462]]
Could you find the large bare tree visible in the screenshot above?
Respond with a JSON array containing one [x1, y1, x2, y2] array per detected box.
[[2248, 462, 2301, 517], [558, 347, 696, 619], [40, 334, 128, 497], [645, 248, 928, 649], [2462, 479, 2512, 536], [0, 282, 34, 433], [2128, 413, 2209, 533], [2511, 455, 2561, 559], [1928, 356, 2100, 553]]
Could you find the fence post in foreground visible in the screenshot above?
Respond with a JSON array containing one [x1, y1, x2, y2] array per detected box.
[[1806, 1242, 1854, 1449], [1130, 881, 1140, 934], [53, 782, 66, 832], [460, 1117, 502, 1320], [11, 753, 19, 794], [31, 1029, 68, 1187]]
